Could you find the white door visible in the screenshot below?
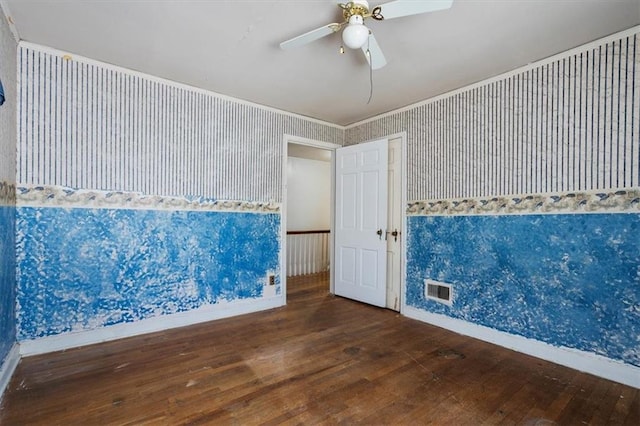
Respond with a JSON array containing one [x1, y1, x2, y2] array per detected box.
[[334, 139, 388, 307], [386, 137, 402, 311]]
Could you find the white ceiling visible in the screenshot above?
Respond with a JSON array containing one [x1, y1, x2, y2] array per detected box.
[[2, 0, 639, 126]]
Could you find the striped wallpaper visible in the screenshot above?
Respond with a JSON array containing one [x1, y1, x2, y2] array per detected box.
[[15, 30, 640, 204], [0, 13, 16, 186], [17, 44, 344, 203], [346, 31, 640, 202]]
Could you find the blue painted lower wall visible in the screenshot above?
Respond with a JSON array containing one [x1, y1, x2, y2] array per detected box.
[[16, 207, 280, 341], [0, 206, 16, 363], [407, 213, 640, 368]]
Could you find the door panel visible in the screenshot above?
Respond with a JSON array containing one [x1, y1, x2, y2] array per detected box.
[[361, 249, 378, 288], [334, 139, 388, 307], [340, 173, 357, 229], [339, 246, 356, 284]]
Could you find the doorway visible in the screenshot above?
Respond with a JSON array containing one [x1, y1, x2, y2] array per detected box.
[[282, 137, 340, 297], [281, 134, 405, 312], [286, 144, 333, 276]]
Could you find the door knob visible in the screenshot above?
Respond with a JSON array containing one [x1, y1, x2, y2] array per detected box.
[[376, 229, 383, 240], [391, 229, 399, 242]]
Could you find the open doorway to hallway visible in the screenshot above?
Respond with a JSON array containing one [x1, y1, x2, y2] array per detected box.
[[281, 134, 404, 312], [286, 143, 333, 293]]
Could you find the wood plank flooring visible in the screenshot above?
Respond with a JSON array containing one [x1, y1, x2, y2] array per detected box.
[[1, 272, 638, 425]]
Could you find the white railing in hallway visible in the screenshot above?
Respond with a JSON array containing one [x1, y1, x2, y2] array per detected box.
[[286, 230, 330, 276]]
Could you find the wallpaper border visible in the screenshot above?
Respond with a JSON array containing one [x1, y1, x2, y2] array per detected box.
[[16, 184, 281, 213], [407, 188, 640, 216]]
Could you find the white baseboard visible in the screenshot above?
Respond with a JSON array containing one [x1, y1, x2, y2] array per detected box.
[[403, 305, 640, 389], [0, 344, 21, 403], [20, 295, 285, 357]]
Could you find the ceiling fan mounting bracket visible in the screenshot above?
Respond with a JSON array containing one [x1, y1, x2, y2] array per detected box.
[[340, 1, 371, 21]]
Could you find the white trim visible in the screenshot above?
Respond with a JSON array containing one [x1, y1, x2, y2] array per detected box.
[[19, 296, 284, 357], [395, 132, 408, 314], [329, 149, 336, 295], [284, 135, 342, 151], [403, 306, 640, 389], [346, 25, 640, 129], [18, 41, 346, 132], [282, 138, 289, 294], [399, 131, 409, 314], [0, 344, 20, 403]]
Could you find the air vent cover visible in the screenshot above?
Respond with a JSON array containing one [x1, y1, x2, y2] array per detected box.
[[424, 279, 453, 305]]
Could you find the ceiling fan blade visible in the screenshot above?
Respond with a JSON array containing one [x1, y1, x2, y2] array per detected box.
[[280, 23, 343, 49], [374, 0, 453, 20], [362, 33, 387, 70]]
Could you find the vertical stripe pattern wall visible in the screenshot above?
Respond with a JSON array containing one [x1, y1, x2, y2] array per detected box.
[[346, 32, 640, 202], [17, 44, 344, 203], [0, 15, 16, 185]]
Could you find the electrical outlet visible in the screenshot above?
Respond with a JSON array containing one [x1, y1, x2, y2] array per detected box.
[[268, 274, 275, 286]]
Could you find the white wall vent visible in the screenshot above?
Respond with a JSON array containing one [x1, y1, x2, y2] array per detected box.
[[424, 279, 453, 305]]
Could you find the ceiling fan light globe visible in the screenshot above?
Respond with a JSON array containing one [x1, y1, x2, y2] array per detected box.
[[342, 22, 369, 49]]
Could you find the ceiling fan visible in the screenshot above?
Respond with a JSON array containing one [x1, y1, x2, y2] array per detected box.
[[280, 0, 453, 70]]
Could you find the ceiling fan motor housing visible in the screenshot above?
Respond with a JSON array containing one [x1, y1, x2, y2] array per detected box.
[[341, 0, 370, 21]]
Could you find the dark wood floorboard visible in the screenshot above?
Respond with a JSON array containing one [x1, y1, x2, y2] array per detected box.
[[1, 272, 638, 425]]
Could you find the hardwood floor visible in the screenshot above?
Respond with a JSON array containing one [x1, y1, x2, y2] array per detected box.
[[1, 272, 638, 425]]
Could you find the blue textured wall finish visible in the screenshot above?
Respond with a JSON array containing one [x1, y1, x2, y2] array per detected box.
[[0, 206, 16, 361], [16, 207, 280, 340], [407, 213, 640, 367]]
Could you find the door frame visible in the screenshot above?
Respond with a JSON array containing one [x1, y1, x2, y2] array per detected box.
[[394, 131, 408, 314], [281, 131, 406, 312], [282, 135, 341, 300], [390, 131, 407, 314]]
